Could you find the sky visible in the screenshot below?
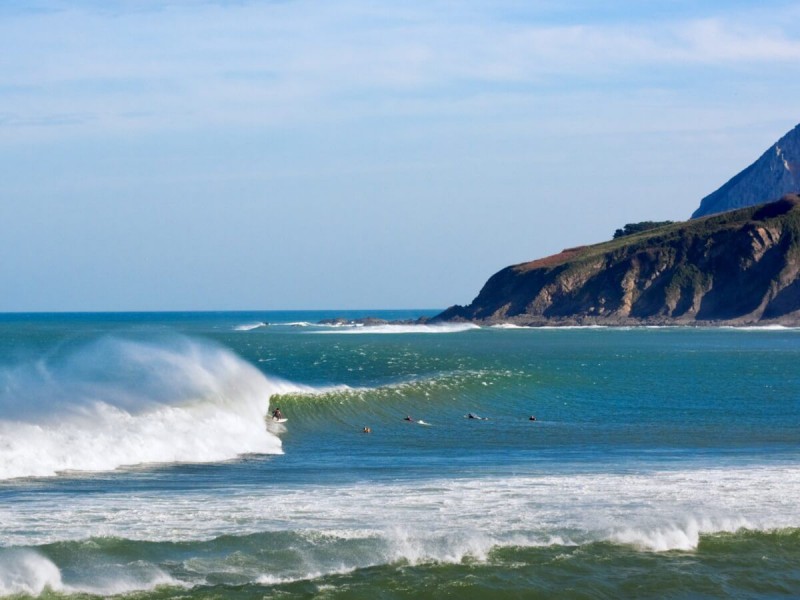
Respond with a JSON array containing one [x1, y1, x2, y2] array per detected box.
[[1, 0, 799, 312]]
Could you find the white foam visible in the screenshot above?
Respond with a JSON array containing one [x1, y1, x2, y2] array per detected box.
[[2, 465, 799, 591], [255, 567, 355, 586], [233, 322, 266, 331], [0, 548, 189, 598], [0, 336, 320, 479], [66, 565, 184, 597], [6, 464, 799, 555], [725, 324, 798, 331], [314, 323, 480, 335], [0, 550, 62, 596], [610, 516, 753, 552], [535, 325, 609, 330]]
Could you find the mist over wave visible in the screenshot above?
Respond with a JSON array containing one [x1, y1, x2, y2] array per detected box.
[[0, 549, 62, 597], [0, 336, 309, 479], [0, 547, 179, 598]]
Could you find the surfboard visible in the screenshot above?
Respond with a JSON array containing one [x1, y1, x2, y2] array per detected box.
[[273, 418, 288, 423]]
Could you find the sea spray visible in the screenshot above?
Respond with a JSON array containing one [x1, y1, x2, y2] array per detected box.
[[0, 335, 304, 479], [0, 549, 62, 596]]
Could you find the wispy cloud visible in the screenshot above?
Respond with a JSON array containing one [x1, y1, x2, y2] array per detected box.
[[0, 0, 798, 138]]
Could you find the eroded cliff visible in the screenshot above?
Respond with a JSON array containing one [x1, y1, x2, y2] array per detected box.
[[437, 196, 800, 326]]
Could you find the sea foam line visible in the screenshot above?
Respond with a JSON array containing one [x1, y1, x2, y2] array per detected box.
[[313, 323, 480, 335], [233, 322, 267, 331], [5, 465, 799, 550]]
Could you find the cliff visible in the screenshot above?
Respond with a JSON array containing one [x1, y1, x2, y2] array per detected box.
[[437, 196, 800, 326], [692, 123, 800, 218]]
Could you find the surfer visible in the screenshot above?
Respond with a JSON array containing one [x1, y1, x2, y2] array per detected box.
[[272, 407, 284, 420], [362, 426, 371, 433], [529, 415, 536, 421], [404, 415, 413, 422], [466, 413, 488, 420]]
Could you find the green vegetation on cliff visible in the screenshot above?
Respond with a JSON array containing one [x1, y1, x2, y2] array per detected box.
[[613, 220, 675, 239]]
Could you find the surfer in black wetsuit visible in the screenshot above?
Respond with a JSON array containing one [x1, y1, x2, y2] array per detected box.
[[272, 407, 283, 420]]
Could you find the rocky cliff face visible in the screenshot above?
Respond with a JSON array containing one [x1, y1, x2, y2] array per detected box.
[[437, 196, 800, 326], [692, 123, 800, 218]]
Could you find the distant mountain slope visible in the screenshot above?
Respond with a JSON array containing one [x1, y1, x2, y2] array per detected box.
[[436, 196, 800, 326], [692, 123, 800, 218]]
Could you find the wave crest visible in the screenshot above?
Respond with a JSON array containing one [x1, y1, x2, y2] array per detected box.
[[0, 336, 303, 479], [610, 517, 754, 552], [0, 550, 62, 596]]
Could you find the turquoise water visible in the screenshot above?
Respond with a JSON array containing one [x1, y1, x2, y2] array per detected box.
[[1, 312, 799, 598]]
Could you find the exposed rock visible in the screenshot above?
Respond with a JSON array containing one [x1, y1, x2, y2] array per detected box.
[[436, 196, 800, 326], [692, 123, 800, 218]]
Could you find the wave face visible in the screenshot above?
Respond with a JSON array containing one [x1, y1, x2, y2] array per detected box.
[[1, 528, 798, 597], [0, 336, 296, 479]]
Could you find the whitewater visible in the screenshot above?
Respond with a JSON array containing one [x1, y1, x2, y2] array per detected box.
[[1, 310, 799, 599], [0, 336, 297, 479]]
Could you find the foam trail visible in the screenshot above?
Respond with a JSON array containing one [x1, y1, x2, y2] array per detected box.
[[315, 323, 480, 334], [0, 336, 309, 479], [726, 324, 798, 331], [233, 322, 266, 331]]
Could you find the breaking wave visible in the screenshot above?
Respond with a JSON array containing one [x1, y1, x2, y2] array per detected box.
[[0, 550, 62, 597], [2, 521, 798, 596], [0, 336, 313, 480]]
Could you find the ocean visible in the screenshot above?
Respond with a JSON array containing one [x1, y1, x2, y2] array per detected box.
[[1, 311, 799, 599]]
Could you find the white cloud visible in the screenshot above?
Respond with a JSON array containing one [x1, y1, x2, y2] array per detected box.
[[0, 0, 798, 139], [670, 18, 800, 62]]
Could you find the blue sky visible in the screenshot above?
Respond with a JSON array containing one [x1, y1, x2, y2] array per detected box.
[[1, 0, 799, 311]]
